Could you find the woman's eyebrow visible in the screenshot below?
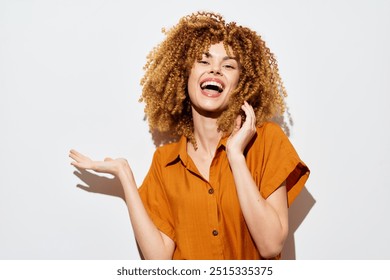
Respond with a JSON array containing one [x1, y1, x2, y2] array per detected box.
[[203, 52, 238, 61]]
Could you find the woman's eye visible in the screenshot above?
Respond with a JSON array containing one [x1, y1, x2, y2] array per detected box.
[[198, 60, 209, 64], [224, 64, 235, 69]]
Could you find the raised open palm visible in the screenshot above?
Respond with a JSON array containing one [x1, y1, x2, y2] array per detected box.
[[69, 149, 129, 176]]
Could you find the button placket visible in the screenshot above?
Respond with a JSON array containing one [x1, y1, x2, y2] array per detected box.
[[206, 147, 224, 257]]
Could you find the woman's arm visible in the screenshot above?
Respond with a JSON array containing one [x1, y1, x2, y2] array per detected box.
[[69, 150, 175, 259], [226, 103, 289, 259]]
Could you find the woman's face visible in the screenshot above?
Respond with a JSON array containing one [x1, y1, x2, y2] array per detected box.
[[187, 42, 240, 117]]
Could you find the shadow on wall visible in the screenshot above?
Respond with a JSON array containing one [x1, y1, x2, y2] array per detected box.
[[73, 168, 125, 202], [151, 129, 180, 147], [282, 186, 316, 260]]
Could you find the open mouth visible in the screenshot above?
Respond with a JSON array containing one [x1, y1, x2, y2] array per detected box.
[[200, 80, 224, 93]]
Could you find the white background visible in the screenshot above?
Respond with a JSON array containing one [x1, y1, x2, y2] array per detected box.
[[1, 0, 389, 260]]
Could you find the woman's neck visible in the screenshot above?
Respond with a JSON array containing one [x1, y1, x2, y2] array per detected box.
[[190, 109, 223, 157]]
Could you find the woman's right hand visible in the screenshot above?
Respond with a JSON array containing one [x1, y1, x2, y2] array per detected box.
[[69, 149, 175, 259], [69, 149, 130, 177]]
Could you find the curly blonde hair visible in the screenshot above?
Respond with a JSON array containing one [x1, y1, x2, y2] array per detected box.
[[140, 11, 288, 146]]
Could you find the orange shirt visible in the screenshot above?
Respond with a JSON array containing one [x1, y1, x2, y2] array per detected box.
[[139, 122, 310, 259]]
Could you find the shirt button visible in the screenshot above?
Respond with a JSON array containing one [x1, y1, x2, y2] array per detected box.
[[212, 230, 219, 236], [208, 188, 214, 194]]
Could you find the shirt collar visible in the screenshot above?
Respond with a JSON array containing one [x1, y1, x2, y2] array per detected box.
[[164, 134, 229, 167]]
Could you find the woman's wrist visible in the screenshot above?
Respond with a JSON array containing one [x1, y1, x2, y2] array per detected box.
[[227, 150, 246, 165]]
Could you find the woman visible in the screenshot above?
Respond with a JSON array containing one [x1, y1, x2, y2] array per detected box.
[[69, 11, 309, 260]]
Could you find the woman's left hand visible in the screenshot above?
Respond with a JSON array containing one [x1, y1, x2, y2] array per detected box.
[[226, 101, 257, 160]]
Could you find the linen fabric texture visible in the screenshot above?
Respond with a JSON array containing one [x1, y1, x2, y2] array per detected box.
[[138, 122, 310, 259]]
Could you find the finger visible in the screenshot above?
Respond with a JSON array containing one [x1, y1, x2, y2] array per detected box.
[[69, 152, 82, 162], [232, 115, 242, 135], [69, 149, 83, 158], [104, 157, 113, 162], [69, 150, 94, 170], [69, 150, 91, 163], [243, 101, 256, 129], [71, 161, 90, 170], [69, 153, 88, 164], [248, 104, 256, 126], [69, 149, 84, 161], [244, 101, 255, 118], [241, 104, 253, 128]]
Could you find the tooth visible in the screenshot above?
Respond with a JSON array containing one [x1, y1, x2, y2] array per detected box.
[[201, 81, 224, 90]]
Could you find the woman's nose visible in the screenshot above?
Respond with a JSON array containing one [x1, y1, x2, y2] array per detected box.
[[209, 63, 222, 75]]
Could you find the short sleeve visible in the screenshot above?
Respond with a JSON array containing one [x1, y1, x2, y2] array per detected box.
[[138, 149, 175, 241], [255, 123, 310, 206]]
